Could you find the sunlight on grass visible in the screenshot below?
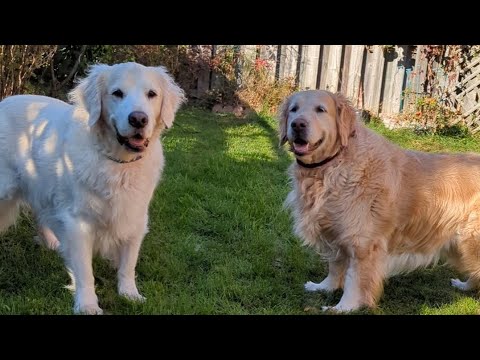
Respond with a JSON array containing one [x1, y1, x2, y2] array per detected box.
[[420, 297, 480, 315], [367, 122, 480, 153]]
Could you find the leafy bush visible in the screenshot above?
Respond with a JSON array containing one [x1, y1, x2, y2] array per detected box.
[[398, 91, 466, 136], [2, 44, 297, 117], [203, 46, 297, 115], [237, 57, 296, 114]]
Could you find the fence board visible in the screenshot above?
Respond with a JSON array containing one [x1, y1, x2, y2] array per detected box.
[[380, 48, 396, 115], [414, 45, 428, 96], [370, 46, 386, 113], [463, 101, 480, 118], [319, 45, 331, 90], [461, 56, 480, 73], [259, 45, 277, 81], [458, 66, 480, 86], [362, 46, 380, 112], [299, 45, 320, 90], [401, 45, 421, 111], [278, 45, 299, 79], [238, 45, 257, 87], [456, 78, 480, 99], [193, 45, 211, 97], [410, 45, 422, 95], [228, 44, 480, 129], [340, 45, 352, 94], [391, 46, 407, 114], [210, 45, 226, 90], [346, 45, 365, 106], [324, 45, 343, 92]]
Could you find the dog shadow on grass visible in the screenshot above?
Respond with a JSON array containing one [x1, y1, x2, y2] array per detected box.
[[0, 214, 144, 315], [303, 264, 479, 315]]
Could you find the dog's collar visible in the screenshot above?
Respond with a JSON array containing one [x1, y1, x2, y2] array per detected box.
[[104, 154, 143, 164], [296, 150, 341, 169]]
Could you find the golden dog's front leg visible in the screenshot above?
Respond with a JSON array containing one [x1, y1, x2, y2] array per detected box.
[[305, 256, 348, 292], [323, 242, 386, 313]]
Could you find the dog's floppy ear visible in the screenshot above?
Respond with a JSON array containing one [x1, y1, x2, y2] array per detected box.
[[68, 64, 110, 127], [155, 66, 186, 129], [333, 92, 357, 147], [277, 94, 292, 146]]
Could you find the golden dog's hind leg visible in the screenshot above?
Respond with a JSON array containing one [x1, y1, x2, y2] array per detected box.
[[451, 277, 477, 291], [449, 234, 480, 292], [33, 225, 60, 251], [305, 256, 348, 292]]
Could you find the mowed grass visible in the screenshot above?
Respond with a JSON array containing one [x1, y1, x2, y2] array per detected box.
[[0, 109, 479, 315]]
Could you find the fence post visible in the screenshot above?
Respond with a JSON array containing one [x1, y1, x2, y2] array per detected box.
[[319, 45, 331, 90], [380, 45, 404, 116], [346, 45, 365, 107], [195, 45, 212, 98], [340, 45, 352, 94], [324, 45, 343, 92], [298, 45, 320, 90], [362, 45, 385, 114], [259, 45, 278, 81], [278, 45, 299, 80], [234, 45, 242, 88], [295, 45, 303, 87], [239, 45, 257, 88]]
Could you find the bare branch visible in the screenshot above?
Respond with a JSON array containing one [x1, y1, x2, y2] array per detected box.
[[0, 45, 56, 100], [58, 45, 88, 88]]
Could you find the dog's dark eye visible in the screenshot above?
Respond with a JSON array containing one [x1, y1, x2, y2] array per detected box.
[[147, 90, 157, 99], [290, 105, 298, 113], [112, 89, 124, 98], [316, 106, 325, 113]]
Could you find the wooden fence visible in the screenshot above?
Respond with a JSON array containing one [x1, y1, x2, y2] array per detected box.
[[197, 45, 480, 131], [276, 45, 479, 129]]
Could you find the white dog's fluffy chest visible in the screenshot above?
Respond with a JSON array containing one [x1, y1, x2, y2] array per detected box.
[[82, 148, 163, 242], [17, 109, 164, 250]]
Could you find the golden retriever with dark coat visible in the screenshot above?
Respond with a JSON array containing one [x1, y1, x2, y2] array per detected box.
[[279, 89, 480, 312]]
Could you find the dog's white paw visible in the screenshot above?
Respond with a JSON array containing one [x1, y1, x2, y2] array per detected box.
[[119, 289, 146, 302], [305, 281, 323, 292], [304, 280, 336, 292], [33, 235, 42, 245], [321, 305, 354, 313], [451, 278, 472, 291], [33, 235, 60, 250], [74, 303, 104, 315], [34, 227, 60, 250]]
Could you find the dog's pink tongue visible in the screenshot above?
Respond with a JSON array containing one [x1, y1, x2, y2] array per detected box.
[[293, 143, 309, 154], [128, 138, 145, 147]]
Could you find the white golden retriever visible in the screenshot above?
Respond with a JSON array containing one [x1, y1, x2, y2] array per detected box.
[[280, 89, 480, 312], [0, 62, 185, 314]]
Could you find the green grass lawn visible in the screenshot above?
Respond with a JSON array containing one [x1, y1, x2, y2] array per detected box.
[[1, 109, 479, 315]]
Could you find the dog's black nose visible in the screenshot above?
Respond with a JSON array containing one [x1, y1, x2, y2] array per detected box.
[[128, 111, 149, 128], [291, 118, 307, 131]]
